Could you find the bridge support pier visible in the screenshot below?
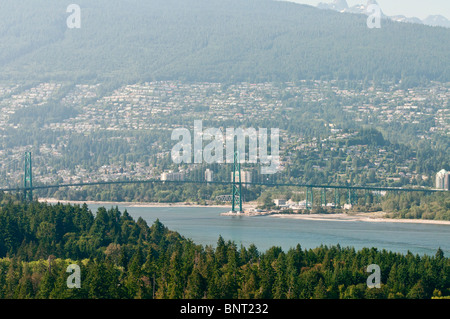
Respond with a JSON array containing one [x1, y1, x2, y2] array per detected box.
[[321, 188, 326, 207], [334, 188, 340, 208], [306, 187, 313, 210], [347, 188, 358, 206]]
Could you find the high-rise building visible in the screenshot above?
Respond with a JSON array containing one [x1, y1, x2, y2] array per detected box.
[[436, 169, 449, 190], [205, 169, 213, 182], [231, 170, 252, 187]]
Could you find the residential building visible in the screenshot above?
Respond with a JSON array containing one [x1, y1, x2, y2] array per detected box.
[[273, 199, 286, 206], [161, 171, 185, 182], [205, 168, 214, 182], [231, 170, 252, 187], [436, 169, 449, 190]]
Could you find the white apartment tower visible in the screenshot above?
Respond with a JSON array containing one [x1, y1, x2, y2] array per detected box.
[[231, 170, 252, 187], [436, 169, 450, 190], [205, 169, 214, 182]]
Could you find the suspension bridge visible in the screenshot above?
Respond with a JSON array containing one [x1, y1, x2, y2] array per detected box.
[[0, 152, 446, 213]]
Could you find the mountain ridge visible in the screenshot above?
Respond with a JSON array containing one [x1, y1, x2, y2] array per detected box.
[[316, 0, 450, 28], [0, 0, 449, 84]]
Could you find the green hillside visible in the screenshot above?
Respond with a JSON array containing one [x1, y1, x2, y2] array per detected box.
[[0, 195, 448, 299], [0, 0, 449, 84]]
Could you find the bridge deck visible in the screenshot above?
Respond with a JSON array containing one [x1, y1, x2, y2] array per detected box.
[[0, 178, 445, 193]]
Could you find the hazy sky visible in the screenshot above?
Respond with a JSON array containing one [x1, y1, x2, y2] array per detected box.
[[285, 0, 450, 20]]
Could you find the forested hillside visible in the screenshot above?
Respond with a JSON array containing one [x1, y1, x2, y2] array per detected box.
[[0, 194, 448, 299], [0, 0, 449, 84]]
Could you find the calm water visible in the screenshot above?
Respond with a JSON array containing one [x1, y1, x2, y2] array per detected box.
[[86, 204, 450, 256]]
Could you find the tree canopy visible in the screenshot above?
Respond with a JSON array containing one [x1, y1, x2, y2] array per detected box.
[[0, 193, 448, 299], [0, 0, 449, 84]]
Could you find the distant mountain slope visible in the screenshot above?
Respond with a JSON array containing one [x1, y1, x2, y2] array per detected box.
[[0, 0, 449, 84], [317, 0, 348, 12], [423, 15, 450, 28], [318, 0, 386, 16], [317, 0, 450, 28]]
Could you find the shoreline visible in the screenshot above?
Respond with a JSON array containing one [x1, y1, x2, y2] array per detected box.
[[37, 197, 237, 209], [37, 198, 450, 225], [269, 212, 450, 226]]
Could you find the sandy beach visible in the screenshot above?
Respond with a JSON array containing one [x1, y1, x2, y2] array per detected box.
[[38, 198, 450, 225], [269, 211, 450, 226], [38, 197, 233, 208]]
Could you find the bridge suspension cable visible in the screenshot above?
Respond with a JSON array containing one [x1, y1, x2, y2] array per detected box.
[[0, 152, 446, 209]]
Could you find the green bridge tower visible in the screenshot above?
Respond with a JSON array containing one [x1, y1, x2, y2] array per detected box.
[[24, 152, 33, 201], [231, 151, 243, 213]]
